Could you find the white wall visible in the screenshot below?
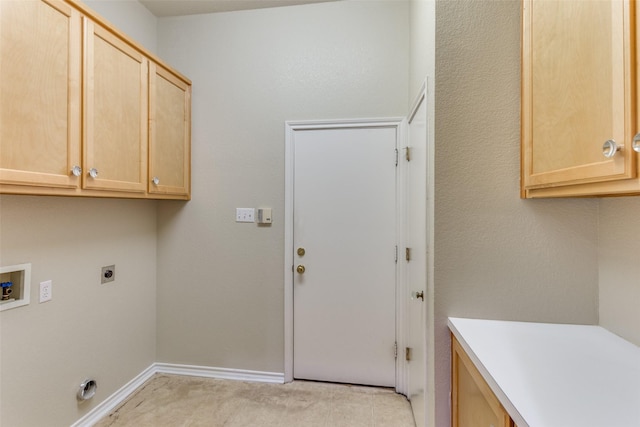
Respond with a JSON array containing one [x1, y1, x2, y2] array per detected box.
[[0, 3, 159, 426], [155, 0, 410, 372], [433, 1, 599, 426], [599, 198, 640, 346]]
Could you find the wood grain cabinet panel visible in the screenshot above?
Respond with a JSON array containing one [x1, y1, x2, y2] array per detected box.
[[148, 62, 191, 198], [0, 0, 81, 188], [83, 19, 148, 193], [521, 0, 640, 198], [451, 335, 514, 427]]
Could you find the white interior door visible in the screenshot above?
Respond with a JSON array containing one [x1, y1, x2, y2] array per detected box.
[[406, 93, 428, 427], [291, 124, 398, 387]]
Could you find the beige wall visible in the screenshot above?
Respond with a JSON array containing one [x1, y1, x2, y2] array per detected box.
[[155, 0, 410, 371], [0, 196, 157, 427], [0, 2, 159, 426], [598, 198, 640, 347], [433, 1, 599, 425]]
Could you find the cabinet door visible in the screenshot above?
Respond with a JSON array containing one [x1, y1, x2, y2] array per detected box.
[[0, 0, 81, 189], [451, 335, 513, 427], [148, 62, 191, 198], [522, 0, 635, 190], [84, 19, 147, 193]]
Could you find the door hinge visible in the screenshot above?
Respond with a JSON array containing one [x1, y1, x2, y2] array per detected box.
[[405, 347, 413, 361], [395, 245, 398, 263], [405, 247, 412, 262], [394, 342, 398, 359], [395, 148, 399, 166], [405, 146, 411, 162]]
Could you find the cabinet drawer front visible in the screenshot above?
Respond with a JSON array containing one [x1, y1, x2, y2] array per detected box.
[[0, 0, 81, 189], [522, 0, 636, 190]]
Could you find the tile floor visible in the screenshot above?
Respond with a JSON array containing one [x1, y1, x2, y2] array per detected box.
[[94, 374, 416, 427]]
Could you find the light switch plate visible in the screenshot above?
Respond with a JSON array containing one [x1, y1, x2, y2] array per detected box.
[[236, 208, 255, 223]]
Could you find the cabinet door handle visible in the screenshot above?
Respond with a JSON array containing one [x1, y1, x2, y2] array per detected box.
[[602, 139, 623, 158], [88, 168, 99, 179], [633, 133, 640, 153], [152, 177, 160, 185], [71, 165, 82, 177]]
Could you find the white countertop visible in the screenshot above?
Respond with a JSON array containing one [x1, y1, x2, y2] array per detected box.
[[448, 317, 640, 427]]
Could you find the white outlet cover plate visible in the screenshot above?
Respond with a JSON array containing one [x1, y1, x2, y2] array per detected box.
[[236, 208, 255, 223], [39, 280, 52, 303]]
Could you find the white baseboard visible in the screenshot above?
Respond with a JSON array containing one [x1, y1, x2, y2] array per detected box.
[[154, 362, 285, 384], [71, 363, 284, 427], [71, 364, 156, 427]]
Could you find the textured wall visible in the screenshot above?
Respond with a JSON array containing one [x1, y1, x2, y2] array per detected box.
[[155, 0, 409, 372], [433, 1, 599, 425], [599, 197, 640, 346], [0, 196, 157, 427]]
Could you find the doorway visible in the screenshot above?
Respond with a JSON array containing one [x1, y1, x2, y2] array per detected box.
[[284, 119, 404, 388]]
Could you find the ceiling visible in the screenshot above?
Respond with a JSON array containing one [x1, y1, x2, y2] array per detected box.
[[139, 0, 339, 17]]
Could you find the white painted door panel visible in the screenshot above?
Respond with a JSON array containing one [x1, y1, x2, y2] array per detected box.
[[293, 126, 397, 387], [406, 96, 428, 427]]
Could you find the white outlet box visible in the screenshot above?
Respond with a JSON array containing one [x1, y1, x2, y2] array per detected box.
[[236, 208, 255, 223], [39, 280, 52, 303]]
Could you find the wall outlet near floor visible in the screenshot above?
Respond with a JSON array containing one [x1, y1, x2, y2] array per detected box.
[[101, 265, 115, 284], [39, 280, 52, 303]]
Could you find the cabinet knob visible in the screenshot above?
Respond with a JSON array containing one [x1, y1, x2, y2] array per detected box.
[[152, 177, 160, 185], [633, 133, 640, 153], [88, 168, 99, 179], [602, 139, 623, 158], [71, 165, 82, 177]]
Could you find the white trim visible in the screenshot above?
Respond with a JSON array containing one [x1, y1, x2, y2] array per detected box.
[[71, 363, 285, 427], [408, 80, 427, 125], [284, 118, 405, 391], [154, 363, 285, 384], [71, 364, 156, 427]]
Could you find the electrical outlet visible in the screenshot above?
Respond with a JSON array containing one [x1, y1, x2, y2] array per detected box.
[[101, 265, 115, 284], [39, 280, 52, 303]]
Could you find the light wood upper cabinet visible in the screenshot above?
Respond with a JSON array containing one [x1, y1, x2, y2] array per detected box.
[[0, 0, 191, 200], [83, 19, 148, 193], [149, 62, 191, 197], [0, 0, 81, 188], [522, 0, 640, 198]]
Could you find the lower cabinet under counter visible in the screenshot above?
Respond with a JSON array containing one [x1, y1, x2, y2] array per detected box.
[[451, 334, 514, 427]]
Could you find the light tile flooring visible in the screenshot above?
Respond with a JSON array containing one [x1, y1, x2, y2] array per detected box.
[[95, 374, 416, 427]]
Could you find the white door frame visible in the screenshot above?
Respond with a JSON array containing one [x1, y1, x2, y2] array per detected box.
[[284, 118, 408, 394]]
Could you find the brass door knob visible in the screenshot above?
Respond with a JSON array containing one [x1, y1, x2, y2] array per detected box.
[[296, 265, 306, 274]]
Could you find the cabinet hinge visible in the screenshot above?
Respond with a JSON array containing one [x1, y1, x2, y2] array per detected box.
[[405, 247, 411, 262], [394, 342, 398, 359], [405, 147, 411, 162], [395, 246, 398, 263], [395, 148, 399, 167]]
